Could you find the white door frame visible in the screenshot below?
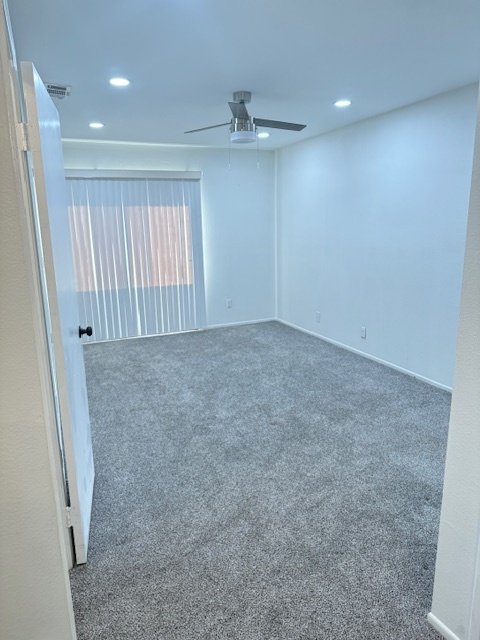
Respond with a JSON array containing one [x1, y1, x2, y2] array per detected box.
[[1, 0, 74, 569]]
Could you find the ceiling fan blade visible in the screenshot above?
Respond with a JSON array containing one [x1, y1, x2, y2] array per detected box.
[[254, 118, 306, 131], [229, 101, 250, 119], [184, 122, 231, 134]]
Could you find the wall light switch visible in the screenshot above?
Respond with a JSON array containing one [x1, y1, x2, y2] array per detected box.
[[315, 312, 321, 323], [226, 299, 232, 309], [361, 326, 367, 339]]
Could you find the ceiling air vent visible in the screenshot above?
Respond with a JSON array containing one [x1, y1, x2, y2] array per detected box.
[[46, 83, 71, 100]]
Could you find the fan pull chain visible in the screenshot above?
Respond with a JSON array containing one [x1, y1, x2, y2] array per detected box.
[[228, 135, 231, 170], [257, 134, 260, 169]]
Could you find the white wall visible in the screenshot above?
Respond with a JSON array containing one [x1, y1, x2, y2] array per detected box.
[[276, 85, 478, 388], [62, 141, 276, 328], [429, 93, 480, 640], [0, 18, 76, 640], [3, 72, 476, 640]]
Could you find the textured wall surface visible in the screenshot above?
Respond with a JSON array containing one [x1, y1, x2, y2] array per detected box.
[[430, 93, 480, 640], [0, 25, 76, 640], [276, 85, 478, 388], [62, 142, 276, 328]]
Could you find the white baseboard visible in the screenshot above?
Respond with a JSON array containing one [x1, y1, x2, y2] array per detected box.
[[277, 319, 452, 392], [206, 318, 276, 330], [427, 613, 462, 640], [83, 328, 200, 345], [108, 318, 453, 393], [84, 318, 274, 345]]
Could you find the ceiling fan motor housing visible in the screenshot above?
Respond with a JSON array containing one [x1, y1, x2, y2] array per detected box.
[[232, 90, 252, 104], [230, 117, 256, 143]]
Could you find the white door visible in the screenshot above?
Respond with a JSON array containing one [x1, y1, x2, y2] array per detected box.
[[21, 62, 94, 564]]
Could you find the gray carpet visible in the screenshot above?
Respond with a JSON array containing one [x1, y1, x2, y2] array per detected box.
[[70, 321, 447, 639]]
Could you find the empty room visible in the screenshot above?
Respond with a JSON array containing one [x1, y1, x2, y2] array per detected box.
[[1, 1, 480, 639]]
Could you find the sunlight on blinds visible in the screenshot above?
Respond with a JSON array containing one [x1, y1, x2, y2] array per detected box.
[[67, 178, 204, 341]]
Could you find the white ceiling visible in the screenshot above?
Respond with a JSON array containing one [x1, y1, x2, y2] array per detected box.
[[8, 0, 480, 150]]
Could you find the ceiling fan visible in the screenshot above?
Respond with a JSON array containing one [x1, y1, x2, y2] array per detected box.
[[185, 91, 306, 143]]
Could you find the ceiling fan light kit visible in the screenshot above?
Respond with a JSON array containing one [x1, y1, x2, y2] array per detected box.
[[185, 90, 306, 143], [230, 117, 257, 143]]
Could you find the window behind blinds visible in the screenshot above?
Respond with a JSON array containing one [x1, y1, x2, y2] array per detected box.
[[67, 177, 206, 342]]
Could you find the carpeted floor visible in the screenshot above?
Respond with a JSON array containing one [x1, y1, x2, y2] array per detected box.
[[70, 321, 447, 639]]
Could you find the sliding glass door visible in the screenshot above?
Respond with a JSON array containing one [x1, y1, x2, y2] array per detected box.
[[66, 176, 206, 342]]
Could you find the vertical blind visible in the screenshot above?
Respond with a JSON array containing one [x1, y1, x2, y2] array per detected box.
[[67, 177, 206, 342]]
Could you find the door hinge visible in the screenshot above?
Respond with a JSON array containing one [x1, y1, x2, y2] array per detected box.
[[65, 506, 72, 528], [17, 122, 30, 152]]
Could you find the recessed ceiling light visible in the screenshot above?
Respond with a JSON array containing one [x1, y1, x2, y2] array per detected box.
[[109, 77, 130, 87], [89, 122, 104, 129], [334, 99, 352, 108], [257, 131, 270, 139]]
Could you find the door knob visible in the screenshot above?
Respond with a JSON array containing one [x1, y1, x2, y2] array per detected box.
[[79, 325, 93, 338]]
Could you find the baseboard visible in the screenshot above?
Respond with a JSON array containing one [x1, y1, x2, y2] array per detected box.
[[206, 318, 276, 330], [92, 319, 453, 393], [277, 319, 452, 392], [85, 319, 274, 345], [427, 613, 462, 640], [83, 328, 203, 345]]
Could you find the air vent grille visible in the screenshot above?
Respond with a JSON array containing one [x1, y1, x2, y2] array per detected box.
[[46, 83, 71, 100]]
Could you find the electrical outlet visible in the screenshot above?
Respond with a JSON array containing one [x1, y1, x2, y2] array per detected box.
[[315, 311, 321, 323], [361, 326, 367, 339], [226, 299, 232, 309]]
